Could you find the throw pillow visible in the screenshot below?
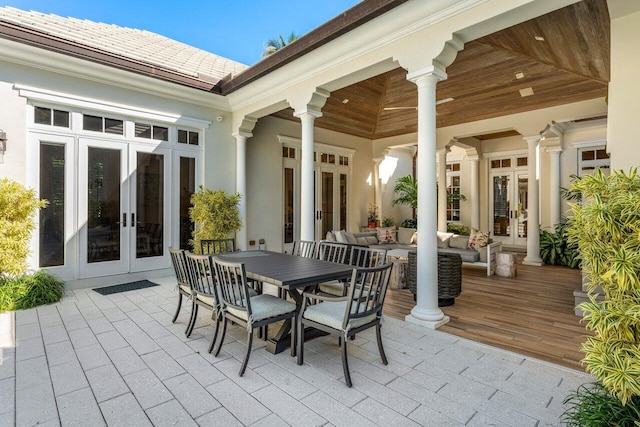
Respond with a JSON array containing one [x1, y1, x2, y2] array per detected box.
[[334, 230, 348, 243], [398, 227, 416, 245], [436, 231, 454, 249], [410, 231, 418, 244], [364, 236, 379, 245], [356, 237, 369, 246], [325, 231, 336, 242], [449, 234, 469, 249], [376, 227, 397, 244], [469, 229, 490, 250], [343, 232, 357, 244]]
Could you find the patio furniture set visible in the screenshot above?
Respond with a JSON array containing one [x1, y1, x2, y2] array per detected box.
[[169, 239, 393, 387]]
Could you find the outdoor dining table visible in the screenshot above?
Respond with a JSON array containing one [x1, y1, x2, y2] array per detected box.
[[215, 250, 354, 354]]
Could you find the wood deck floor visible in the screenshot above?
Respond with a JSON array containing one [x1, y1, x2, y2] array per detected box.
[[383, 254, 589, 371]]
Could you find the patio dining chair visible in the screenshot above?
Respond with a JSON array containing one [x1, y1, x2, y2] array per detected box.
[[297, 262, 393, 387], [169, 248, 192, 328], [212, 258, 297, 376], [316, 242, 350, 296], [201, 238, 235, 255], [183, 252, 222, 352], [291, 240, 317, 258], [318, 245, 387, 296]]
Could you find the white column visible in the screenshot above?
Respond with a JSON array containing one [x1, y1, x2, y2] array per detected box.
[[546, 147, 562, 229], [436, 148, 449, 232], [468, 155, 480, 231], [523, 135, 543, 266], [233, 132, 251, 251], [294, 110, 321, 241], [405, 67, 449, 329], [373, 157, 384, 225]]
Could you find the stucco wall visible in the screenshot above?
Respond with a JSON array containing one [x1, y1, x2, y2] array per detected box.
[[607, 9, 640, 171], [246, 116, 373, 252]]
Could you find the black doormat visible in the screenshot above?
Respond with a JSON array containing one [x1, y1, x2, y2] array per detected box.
[[93, 280, 159, 295]]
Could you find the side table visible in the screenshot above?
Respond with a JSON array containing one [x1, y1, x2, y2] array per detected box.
[[496, 252, 518, 277], [386, 249, 410, 289]]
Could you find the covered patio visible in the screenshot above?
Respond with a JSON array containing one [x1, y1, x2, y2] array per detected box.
[[0, 275, 590, 426]]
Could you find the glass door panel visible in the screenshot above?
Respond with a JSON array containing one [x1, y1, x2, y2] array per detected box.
[[492, 175, 511, 238], [39, 143, 66, 268], [321, 171, 334, 238], [339, 173, 347, 231], [284, 167, 294, 244], [179, 157, 196, 250], [135, 152, 164, 258], [87, 147, 122, 263], [515, 174, 528, 245]]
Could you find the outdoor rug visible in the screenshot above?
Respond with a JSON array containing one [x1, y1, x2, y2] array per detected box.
[[93, 280, 159, 295]]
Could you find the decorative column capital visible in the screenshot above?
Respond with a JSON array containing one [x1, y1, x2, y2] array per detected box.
[[407, 66, 447, 85], [436, 147, 451, 155], [545, 146, 563, 155], [232, 131, 252, 140], [523, 135, 541, 146], [293, 108, 323, 119]]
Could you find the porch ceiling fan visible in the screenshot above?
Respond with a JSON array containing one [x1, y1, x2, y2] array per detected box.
[[382, 97, 454, 112]]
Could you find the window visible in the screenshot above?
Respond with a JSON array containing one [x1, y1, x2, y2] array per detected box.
[[491, 159, 511, 169], [579, 147, 610, 176], [319, 153, 335, 164], [135, 123, 169, 141], [339, 155, 349, 166], [282, 147, 296, 159], [178, 129, 199, 145], [34, 107, 69, 128], [83, 114, 124, 135], [446, 163, 462, 222]]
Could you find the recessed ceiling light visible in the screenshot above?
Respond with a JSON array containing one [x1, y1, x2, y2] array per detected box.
[[515, 72, 525, 79], [342, 98, 349, 104], [519, 87, 534, 97], [534, 36, 545, 41]]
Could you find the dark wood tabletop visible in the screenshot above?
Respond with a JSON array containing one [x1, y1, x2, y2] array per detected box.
[[215, 250, 353, 290]]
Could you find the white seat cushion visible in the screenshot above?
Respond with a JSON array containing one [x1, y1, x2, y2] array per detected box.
[[303, 301, 376, 331], [197, 288, 257, 308], [318, 280, 345, 296], [179, 284, 192, 294], [228, 294, 295, 322]]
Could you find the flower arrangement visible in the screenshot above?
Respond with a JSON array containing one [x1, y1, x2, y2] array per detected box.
[[367, 203, 379, 227]]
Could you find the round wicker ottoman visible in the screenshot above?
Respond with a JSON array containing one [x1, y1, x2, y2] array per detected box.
[[407, 251, 462, 306]]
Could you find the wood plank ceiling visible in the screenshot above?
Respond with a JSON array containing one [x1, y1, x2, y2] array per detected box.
[[271, 0, 610, 140]]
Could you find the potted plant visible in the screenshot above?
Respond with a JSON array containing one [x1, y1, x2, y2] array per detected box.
[[382, 217, 395, 227], [367, 203, 379, 228], [189, 186, 242, 253]]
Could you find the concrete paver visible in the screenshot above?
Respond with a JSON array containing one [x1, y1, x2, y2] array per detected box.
[[0, 276, 592, 426]]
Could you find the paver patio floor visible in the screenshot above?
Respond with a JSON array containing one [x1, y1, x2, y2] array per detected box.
[[0, 277, 592, 426]]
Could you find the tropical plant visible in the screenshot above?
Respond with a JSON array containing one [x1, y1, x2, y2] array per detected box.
[[189, 186, 242, 254], [382, 217, 395, 227], [539, 222, 579, 268], [0, 179, 48, 277], [0, 270, 65, 313], [367, 203, 379, 224], [566, 168, 640, 407], [392, 175, 418, 209], [262, 32, 298, 57], [401, 218, 417, 229], [562, 382, 640, 426]]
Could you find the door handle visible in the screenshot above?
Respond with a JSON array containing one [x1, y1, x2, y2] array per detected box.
[[131, 213, 135, 227], [119, 213, 127, 227]]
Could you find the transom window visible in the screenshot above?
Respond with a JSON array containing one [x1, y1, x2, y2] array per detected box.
[[135, 123, 168, 141], [579, 147, 610, 176], [34, 106, 70, 128], [282, 147, 296, 159], [83, 114, 123, 135], [178, 129, 199, 145]]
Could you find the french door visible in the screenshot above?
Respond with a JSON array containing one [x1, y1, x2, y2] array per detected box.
[[490, 171, 528, 247], [79, 139, 170, 278], [314, 167, 347, 239]]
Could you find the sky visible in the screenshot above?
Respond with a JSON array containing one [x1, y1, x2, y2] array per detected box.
[[2, 0, 362, 65]]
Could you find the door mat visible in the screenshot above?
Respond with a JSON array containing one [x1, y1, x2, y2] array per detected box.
[[93, 280, 159, 295]]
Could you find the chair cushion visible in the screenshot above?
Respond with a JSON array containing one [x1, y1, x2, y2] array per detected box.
[[179, 284, 192, 294], [196, 294, 216, 307], [318, 281, 345, 296], [436, 231, 454, 248], [449, 234, 469, 249], [303, 301, 377, 331], [438, 247, 480, 263], [228, 294, 295, 322], [397, 227, 416, 245]]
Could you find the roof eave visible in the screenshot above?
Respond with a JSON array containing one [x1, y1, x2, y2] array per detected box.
[[217, 0, 409, 95]]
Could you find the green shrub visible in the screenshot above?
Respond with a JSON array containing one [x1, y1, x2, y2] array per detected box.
[[567, 168, 640, 406], [0, 271, 65, 313], [562, 382, 640, 426], [539, 222, 580, 268], [0, 179, 48, 277], [189, 186, 242, 253], [401, 218, 417, 228], [447, 223, 470, 235]]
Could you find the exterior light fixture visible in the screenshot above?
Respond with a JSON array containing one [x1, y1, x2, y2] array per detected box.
[[0, 129, 6, 163]]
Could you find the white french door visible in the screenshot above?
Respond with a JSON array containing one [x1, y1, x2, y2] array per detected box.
[[79, 139, 170, 278], [314, 166, 348, 239], [490, 171, 528, 247]]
